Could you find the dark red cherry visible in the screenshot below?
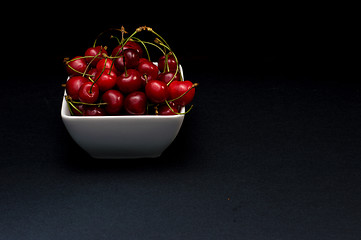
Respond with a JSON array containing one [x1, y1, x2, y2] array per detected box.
[[78, 82, 99, 104], [66, 76, 88, 100], [111, 41, 143, 57], [158, 102, 179, 115], [102, 90, 124, 115], [158, 54, 177, 72], [66, 56, 87, 76], [116, 69, 142, 94], [69, 104, 86, 116], [114, 49, 140, 72], [93, 71, 116, 92], [138, 58, 159, 80], [157, 71, 180, 84], [124, 91, 147, 115], [84, 46, 107, 67], [168, 81, 195, 106], [83, 106, 106, 116], [145, 80, 169, 104]]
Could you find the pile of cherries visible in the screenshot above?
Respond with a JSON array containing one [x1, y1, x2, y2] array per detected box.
[[64, 26, 197, 116]]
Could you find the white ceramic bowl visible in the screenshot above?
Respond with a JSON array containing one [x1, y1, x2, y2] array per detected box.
[[61, 65, 185, 159]]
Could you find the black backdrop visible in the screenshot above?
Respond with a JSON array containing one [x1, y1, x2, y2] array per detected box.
[[1, 12, 360, 240]]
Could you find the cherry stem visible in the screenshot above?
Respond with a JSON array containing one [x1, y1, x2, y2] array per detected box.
[[65, 97, 82, 115], [82, 48, 103, 77], [123, 56, 128, 77], [110, 35, 122, 45], [165, 100, 194, 115], [131, 37, 150, 61], [132, 39, 166, 55], [164, 53, 169, 73], [147, 28, 171, 51], [93, 28, 125, 48], [91, 57, 108, 93]]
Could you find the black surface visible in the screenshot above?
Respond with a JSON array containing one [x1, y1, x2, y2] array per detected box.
[[1, 19, 360, 239]]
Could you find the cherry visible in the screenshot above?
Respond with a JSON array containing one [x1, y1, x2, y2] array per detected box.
[[168, 81, 196, 106], [103, 68, 118, 78], [158, 102, 179, 115], [102, 90, 124, 115], [66, 76, 88, 100], [83, 106, 106, 116], [84, 46, 107, 67], [96, 58, 117, 73], [66, 56, 87, 76], [145, 80, 169, 103], [111, 40, 143, 57], [124, 91, 147, 115], [78, 82, 100, 103], [138, 58, 159, 80], [158, 54, 177, 72], [94, 71, 116, 92], [114, 49, 140, 72], [157, 71, 180, 84], [64, 26, 198, 117], [116, 69, 142, 94]]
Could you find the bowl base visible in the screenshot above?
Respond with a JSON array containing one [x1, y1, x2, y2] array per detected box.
[[89, 153, 162, 159]]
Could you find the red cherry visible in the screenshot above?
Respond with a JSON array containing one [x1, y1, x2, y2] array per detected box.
[[114, 49, 140, 72], [138, 58, 159, 79], [66, 76, 88, 100], [158, 102, 179, 115], [157, 72, 180, 84], [111, 41, 143, 57], [83, 106, 106, 116], [94, 71, 116, 92], [102, 90, 124, 115], [168, 81, 196, 106], [103, 68, 118, 78], [124, 91, 147, 115], [116, 69, 142, 94], [158, 54, 177, 72], [66, 56, 87, 76], [78, 82, 99, 103], [84, 46, 107, 67], [96, 58, 117, 73], [145, 80, 169, 103]]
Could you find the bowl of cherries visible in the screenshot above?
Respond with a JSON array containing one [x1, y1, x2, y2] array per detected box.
[[61, 26, 198, 159]]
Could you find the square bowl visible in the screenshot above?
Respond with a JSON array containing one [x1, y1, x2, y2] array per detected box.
[[61, 65, 185, 159]]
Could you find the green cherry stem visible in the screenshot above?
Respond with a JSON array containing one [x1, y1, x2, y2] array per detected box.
[[132, 39, 166, 55], [131, 37, 151, 61], [146, 27, 171, 51], [65, 97, 82, 115], [82, 49, 103, 77], [165, 100, 194, 115], [90, 57, 108, 93]]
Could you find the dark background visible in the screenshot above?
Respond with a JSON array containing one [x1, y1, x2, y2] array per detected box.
[[1, 12, 360, 240]]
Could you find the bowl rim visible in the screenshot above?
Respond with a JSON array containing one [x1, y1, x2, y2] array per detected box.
[[61, 63, 186, 120]]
